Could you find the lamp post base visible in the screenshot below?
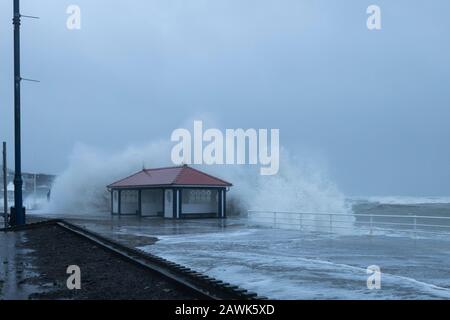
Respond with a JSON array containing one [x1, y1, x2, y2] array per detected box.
[[10, 207, 26, 227]]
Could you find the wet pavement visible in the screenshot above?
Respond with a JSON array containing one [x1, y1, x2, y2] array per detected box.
[[1, 221, 206, 300], [29, 212, 450, 300], [33, 212, 240, 247], [0, 231, 41, 300]]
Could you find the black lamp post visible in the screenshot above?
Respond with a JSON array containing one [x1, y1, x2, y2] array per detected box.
[[12, 0, 25, 226]]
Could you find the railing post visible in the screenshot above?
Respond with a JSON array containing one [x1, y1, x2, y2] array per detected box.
[[300, 213, 303, 231], [273, 211, 276, 228], [246, 211, 249, 228], [2, 142, 7, 228], [414, 215, 417, 239]]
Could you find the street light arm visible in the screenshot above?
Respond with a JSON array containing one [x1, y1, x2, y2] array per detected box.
[[21, 77, 40, 83], [20, 14, 40, 19]]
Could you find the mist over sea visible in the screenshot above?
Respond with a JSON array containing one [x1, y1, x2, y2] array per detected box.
[[351, 196, 450, 217]]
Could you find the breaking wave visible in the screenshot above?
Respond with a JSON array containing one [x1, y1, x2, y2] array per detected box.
[[44, 141, 173, 214], [43, 140, 353, 232]]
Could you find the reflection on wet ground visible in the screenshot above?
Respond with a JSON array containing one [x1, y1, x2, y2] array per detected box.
[[37, 213, 239, 247], [0, 231, 41, 300]]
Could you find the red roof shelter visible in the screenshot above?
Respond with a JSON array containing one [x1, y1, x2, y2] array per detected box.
[[107, 165, 232, 219]]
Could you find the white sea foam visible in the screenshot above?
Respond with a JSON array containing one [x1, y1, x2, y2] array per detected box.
[[139, 228, 450, 299]]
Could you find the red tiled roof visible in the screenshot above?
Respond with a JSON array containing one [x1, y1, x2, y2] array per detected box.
[[107, 165, 232, 189]]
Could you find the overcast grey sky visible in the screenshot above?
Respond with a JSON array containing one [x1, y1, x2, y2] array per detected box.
[[0, 0, 449, 196]]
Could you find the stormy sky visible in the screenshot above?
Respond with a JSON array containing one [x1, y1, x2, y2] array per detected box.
[[0, 0, 449, 196]]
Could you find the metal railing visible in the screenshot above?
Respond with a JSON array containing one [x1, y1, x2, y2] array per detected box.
[[247, 210, 450, 237]]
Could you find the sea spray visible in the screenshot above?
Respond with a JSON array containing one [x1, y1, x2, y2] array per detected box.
[[207, 149, 354, 232], [44, 142, 354, 232], [44, 141, 172, 214]]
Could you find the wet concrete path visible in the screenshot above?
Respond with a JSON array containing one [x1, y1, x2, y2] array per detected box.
[[1, 223, 204, 300], [0, 231, 40, 299]]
